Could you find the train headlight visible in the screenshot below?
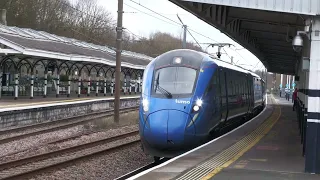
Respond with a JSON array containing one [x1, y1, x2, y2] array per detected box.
[[142, 98, 149, 112], [193, 105, 200, 112], [196, 99, 203, 106], [193, 98, 202, 112]]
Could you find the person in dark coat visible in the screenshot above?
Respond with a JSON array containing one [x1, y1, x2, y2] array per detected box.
[[292, 88, 298, 111]]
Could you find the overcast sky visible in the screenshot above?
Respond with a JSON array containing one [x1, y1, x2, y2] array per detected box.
[[98, 0, 265, 71]]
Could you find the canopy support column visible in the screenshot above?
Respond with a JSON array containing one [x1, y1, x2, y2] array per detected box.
[[305, 17, 320, 174], [78, 76, 81, 98], [111, 77, 114, 96], [0, 71, 2, 99], [56, 74, 60, 98], [104, 78, 107, 96], [14, 73, 18, 100], [43, 73, 47, 98], [67, 75, 71, 97], [87, 76, 91, 96], [30, 73, 34, 99], [96, 76, 99, 96]]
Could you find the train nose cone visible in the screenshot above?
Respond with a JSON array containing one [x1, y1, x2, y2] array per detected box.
[[167, 110, 190, 145], [143, 110, 191, 149], [143, 110, 168, 147]]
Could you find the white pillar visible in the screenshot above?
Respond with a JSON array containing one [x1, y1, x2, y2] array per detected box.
[[78, 76, 81, 97], [0, 71, 2, 99], [138, 76, 142, 93], [280, 74, 283, 87], [43, 73, 47, 98], [56, 74, 60, 98], [104, 78, 107, 96], [67, 75, 71, 97], [124, 77, 127, 95], [111, 77, 114, 96], [305, 17, 320, 173], [30, 74, 34, 99], [14, 73, 18, 100], [87, 76, 91, 96], [134, 79, 138, 94], [96, 77, 99, 96], [288, 75, 291, 90], [292, 76, 295, 89], [129, 78, 133, 95]]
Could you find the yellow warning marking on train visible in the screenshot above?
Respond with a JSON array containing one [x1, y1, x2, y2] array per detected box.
[[201, 95, 281, 180]]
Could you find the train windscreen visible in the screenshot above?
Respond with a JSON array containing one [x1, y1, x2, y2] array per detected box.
[[152, 66, 197, 98]]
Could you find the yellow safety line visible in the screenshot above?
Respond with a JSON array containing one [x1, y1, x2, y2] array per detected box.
[[201, 95, 282, 180]]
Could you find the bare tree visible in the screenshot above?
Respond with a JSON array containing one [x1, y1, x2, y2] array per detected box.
[[1, 0, 206, 57]]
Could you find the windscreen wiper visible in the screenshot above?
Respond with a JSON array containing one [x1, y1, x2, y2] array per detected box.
[[155, 72, 172, 98]]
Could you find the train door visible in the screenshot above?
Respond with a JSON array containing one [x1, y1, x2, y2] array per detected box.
[[248, 76, 254, 113], [219, 68, 228, 123], [214, 69, 222, 123], [213, 70, 222, 128], [245, 74, 251, 113]]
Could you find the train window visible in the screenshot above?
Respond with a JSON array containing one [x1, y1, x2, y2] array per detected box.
[[152, 66, 197, 96]]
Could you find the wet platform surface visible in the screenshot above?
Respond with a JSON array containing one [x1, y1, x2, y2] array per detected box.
[[211, 96, 319, 179], [131, 95, 320, 180]]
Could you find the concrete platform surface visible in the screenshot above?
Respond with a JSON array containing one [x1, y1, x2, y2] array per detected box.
[[211, 96, 319, 179], [130, 95, 320, 180]]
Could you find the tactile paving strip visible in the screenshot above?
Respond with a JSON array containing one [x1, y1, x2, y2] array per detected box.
[[175, 96, 281, 180]]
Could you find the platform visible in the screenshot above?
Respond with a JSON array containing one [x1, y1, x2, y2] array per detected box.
[[130, 95, 320, 180], [0, 94, 140, 112]]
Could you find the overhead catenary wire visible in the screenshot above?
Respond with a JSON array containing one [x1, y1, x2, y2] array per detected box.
[[128, 0, 181, 26], [123, 3, 180, 27], [127, 0, 220, 44], [127, 0, 263, 69], [186, 28, 202, 49], [65, 0, 246, 65]]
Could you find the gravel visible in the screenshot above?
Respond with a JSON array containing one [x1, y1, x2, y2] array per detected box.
[[0, 125, 138, 163], [0, 125, 85, 159], [0, 110, 138, 162], [29, 143, 153, 180]]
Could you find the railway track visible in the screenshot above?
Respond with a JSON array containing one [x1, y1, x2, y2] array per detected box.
[[114, 158, 169, 180], [0, 106, 139, 145], [0, 130, 140, 180]]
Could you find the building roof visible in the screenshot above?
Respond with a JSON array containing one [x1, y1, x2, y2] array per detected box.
[[0, 24, 153, 70]]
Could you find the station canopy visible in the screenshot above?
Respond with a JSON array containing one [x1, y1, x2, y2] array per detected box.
[[0, 24, 153, 70], [169, 0, 319, 75]]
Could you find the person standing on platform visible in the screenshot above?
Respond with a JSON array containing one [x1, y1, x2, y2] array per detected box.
[[292, 88, 298, 111], [279, 87, 282, 97]]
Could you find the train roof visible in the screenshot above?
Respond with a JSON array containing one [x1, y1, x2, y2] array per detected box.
[[155, 49, 263, 79], [199, 51, 262, 79]]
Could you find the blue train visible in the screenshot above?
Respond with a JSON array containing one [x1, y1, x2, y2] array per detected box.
[[139, 49, 266, 159]]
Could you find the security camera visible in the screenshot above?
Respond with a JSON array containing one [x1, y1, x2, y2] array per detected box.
[[292, 31, 310, 52], [292, 34, 303, 52]]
